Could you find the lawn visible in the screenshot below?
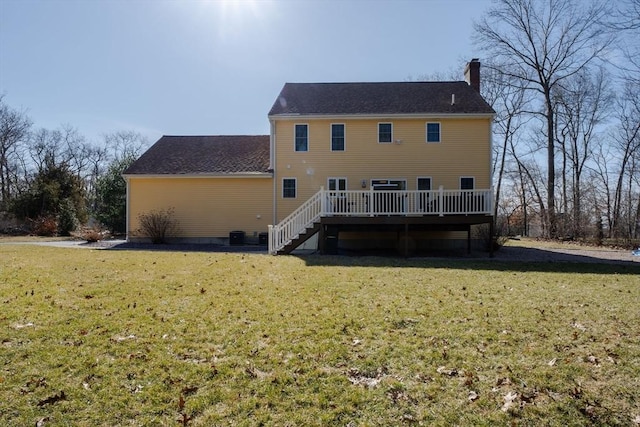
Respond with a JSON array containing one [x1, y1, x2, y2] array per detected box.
[[1, 244, 639, 426]]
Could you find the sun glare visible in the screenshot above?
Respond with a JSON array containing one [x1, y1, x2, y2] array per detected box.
[[198, 0, 268, 40]]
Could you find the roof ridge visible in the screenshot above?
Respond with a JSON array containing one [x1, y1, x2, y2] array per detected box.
[[161, 134, 270, 138], [283, 81, 466, 85]]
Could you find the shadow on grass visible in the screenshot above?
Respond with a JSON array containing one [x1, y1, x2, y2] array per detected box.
[[105, 241, 268, 253], [104, 242, 640, 275], [299, 246, 640, 275]]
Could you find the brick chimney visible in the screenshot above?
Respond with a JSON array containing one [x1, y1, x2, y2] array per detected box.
[[464, 58, 480, 93]]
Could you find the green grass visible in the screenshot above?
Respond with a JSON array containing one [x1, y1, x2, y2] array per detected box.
[[1, 244, 639, 426]]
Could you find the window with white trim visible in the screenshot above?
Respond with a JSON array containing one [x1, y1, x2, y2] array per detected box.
[[460, 177, 475, 190], [294, 124, 308, 152], [426, 122, 441, 143], [328, 177, 348, 213], [378, 123, 392, 143], [417, 177, 432, 212], [328, 177, 347, 191], [417, 177, 432, 191], [283, 178, 297, 198], [331, 124, 345, 151]]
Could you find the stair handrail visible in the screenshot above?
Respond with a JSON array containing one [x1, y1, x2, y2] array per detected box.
[[268, 188, 324, 254]]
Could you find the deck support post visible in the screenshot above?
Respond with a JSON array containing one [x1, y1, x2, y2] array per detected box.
[[467, 224, 471, 254], [490, 220, 495, 258], [318, 225, 326, 254], [404, 223, 409, 257]]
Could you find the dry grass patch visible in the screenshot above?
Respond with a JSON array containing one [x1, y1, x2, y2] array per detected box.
[[1, 245, 639, 426]]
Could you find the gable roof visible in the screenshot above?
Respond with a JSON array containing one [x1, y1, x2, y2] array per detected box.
[[123, 135, 271, 176], [268, 81, 495, 117]]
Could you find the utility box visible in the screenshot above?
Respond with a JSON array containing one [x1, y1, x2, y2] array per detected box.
[[229, 231, 245, 246]]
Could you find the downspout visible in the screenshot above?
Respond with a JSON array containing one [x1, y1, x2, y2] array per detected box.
[[489, 116, 495, 217], [270, 118, 277, 225], [123, 174, 131, 242]]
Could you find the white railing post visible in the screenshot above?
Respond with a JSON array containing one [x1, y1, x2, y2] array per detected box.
[[320, 186, 326, 215], [369, 185, 374, 216], [438, 185, 444, 217]]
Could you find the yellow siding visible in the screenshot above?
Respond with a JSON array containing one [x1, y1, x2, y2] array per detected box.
[[127, 177, 272, 239], [273, 117, 492, 220]]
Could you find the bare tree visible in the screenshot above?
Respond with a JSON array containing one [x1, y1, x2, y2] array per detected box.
[[482, 63, 529, 225], [474, 0, 613, 238], [610, 83, 640, 238], [611, 0, 640, 85], [554, 66, 613, 237], [0, 96, 32, 209], [103, 130, 148, 162]]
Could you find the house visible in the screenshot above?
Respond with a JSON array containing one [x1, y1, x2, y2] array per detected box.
[[124, 59, 496, 255], [123, 135, 272, 244]]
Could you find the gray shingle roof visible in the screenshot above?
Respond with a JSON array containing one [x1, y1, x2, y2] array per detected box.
[[268, 82, 495, 116], [123, 135, 270, 175]]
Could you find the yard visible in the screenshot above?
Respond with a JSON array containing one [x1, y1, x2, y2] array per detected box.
[[1, 242, 639, 426]]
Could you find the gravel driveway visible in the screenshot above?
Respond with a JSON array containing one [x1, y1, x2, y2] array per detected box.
[[494, 241, 639, 265]]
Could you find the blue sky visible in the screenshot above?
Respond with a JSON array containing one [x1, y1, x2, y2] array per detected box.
[[0, 0, 492, 144]]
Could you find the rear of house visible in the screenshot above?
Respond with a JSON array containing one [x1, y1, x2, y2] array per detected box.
[[124, 59, 495, 255], [268, 60, 495, 254]]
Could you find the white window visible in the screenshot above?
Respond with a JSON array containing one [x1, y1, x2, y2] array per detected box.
[[460, 176, 475, 190], [328, 177, 347, 192], [331, 124, 345, 151], [294, 124, 308, 152], [426, 122, 441, 143], [417, 177, 432, 212], [283, 178, 297, 198], [378, 123, 392, 143]]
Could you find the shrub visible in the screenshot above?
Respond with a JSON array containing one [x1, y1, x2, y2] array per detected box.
[[82, 228, 105, 243], [137, 208, 179, 244], [30, 215, 58, 236], [58, 199, 79, 236]]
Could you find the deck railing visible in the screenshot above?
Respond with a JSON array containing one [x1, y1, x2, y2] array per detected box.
[[269, 187, 493, 254]]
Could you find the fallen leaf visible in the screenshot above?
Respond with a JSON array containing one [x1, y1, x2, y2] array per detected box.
[[501, 391, 518, 412], [547, 358, 557, 366], [111, 334, 136, 342], [14, 322, 34, 329], [36, 417, 49, 427], [468, 390, 479, 402], [436, 366, 458, 376], [571, 322, 586, 331], [37, 390, 66, 407], [585, 355, 600, 366]]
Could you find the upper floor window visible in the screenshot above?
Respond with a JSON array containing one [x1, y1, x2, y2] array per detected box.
[[295, 124, 308, 152], [331, 124, 345, 151], [460, 177, 475, 190], [378, 123, 392, 143], [283, 178, 297, 198], [426, 122, 441, 143]]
